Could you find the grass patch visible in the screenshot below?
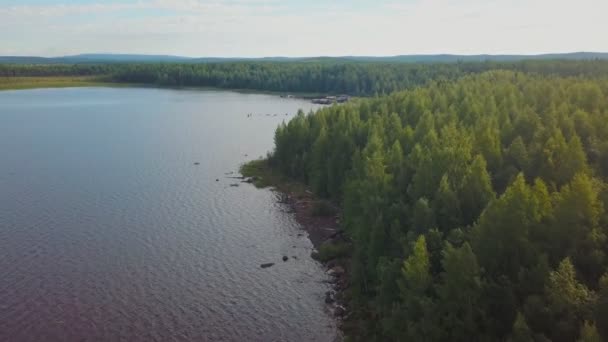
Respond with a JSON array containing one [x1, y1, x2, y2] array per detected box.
[[0, 76, 114, 91], [240, 158, 309, 195], [239, 159, 276, 188], [312, 242, 351, 262]]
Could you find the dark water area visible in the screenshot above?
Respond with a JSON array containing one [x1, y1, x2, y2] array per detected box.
[[0, 87, 338, 342]]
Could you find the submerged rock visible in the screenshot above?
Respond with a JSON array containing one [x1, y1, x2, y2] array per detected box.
[[260, 263, 275, 269], [230, 183, 240, 187], [325, 291, 335, 304], [194, 162, 200, 165], [334, 305, 346, 317]]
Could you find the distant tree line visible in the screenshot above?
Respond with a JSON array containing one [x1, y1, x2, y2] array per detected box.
[[0, 64, 116, 77], [2, 60, 608, 96], [271, 71, 608, 341]]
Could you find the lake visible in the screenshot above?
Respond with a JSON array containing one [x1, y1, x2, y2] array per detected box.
[[0, 87, 338, 342]]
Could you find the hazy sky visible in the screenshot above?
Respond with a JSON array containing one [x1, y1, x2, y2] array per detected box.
[[1, 0, 606, 57]]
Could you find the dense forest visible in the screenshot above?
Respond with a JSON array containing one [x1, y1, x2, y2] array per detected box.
[[270, 71, 608, 341], [2, 60, 608, 96]]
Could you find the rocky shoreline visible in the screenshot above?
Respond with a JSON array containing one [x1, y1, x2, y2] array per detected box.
[[239, 159, 352, 332], [275, 190, 350, 319]]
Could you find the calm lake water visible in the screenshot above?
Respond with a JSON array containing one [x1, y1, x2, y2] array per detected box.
[[0, 87, 338, 342]]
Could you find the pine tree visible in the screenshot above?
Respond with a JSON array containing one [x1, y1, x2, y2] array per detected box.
[[434, 174, 462, 232], [473, 174, 539, 280], [460, 155, 495, 226], [577, 321, 602, 342], [510, 312, 534, 342], [546, 258, 597, 342], [436, 242, 483, 341], [398, 235, 437, 340]]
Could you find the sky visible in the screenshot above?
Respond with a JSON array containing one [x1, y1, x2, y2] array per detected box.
[[0, 0, 606, 57]]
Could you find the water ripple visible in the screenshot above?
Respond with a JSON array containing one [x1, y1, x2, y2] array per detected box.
[[0, 87, 335, 342]]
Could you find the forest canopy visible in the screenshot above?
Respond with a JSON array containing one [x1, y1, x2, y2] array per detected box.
[[2, 60, 608, 96], [270, 71, 608, 341]]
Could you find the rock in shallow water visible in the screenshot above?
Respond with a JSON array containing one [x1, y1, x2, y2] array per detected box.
[[325, 291, 335, 304]]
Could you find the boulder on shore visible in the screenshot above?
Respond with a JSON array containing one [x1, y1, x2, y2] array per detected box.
[[326, 259, 339, 269], [327, 265, 345, 277]]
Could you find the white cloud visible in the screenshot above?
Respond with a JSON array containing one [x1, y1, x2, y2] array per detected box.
[[0, 0, 606, 56]]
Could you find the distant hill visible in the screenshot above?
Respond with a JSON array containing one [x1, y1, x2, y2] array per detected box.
[[1, 52, 608, 64], [342, 52, 608, 63], [0, 54, 191, 64], [63, 54, 192, 63]]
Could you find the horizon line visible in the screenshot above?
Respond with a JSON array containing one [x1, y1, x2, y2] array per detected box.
[[2, 51, 608, 59]]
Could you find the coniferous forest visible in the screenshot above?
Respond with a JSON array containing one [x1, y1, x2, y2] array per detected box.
[[270, 70, 608, 341], [4, 60, 608, 340], [2, 60, 608, 96]]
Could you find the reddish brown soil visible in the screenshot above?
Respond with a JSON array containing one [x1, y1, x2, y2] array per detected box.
[[279, 191, 341, 248]]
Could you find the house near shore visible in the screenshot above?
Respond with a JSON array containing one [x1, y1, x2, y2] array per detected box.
[[337, 95, 349, 103], [311, 95, 350, 105], [312, 98, 332, 105]]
